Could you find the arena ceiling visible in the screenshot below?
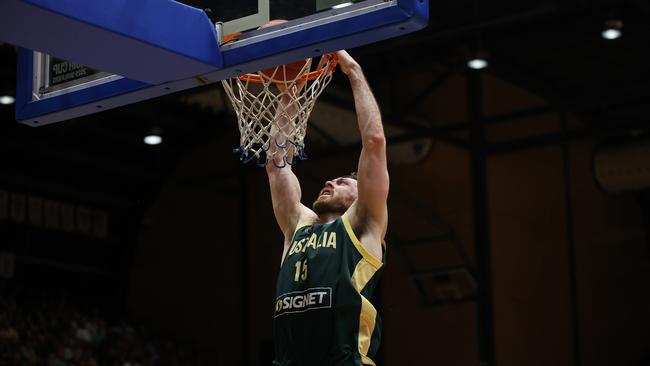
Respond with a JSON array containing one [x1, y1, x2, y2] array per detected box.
[[0, 0, 648, 205]]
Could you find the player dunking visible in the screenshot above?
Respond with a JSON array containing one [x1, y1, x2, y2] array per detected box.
[[266, 50, 389, 366]]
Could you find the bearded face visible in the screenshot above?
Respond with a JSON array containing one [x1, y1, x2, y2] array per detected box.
[[312, 177, 358, 216]]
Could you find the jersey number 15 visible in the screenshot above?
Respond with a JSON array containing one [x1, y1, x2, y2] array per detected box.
[[294, 259, 308, 282]]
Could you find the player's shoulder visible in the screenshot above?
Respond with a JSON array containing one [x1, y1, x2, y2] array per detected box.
[[343, 202, 387, 234], [298, 206, 318, 225]]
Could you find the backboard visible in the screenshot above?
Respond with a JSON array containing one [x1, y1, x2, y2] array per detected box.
[[5, 0, 428, 126]]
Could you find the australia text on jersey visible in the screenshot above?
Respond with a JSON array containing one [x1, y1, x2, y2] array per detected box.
[[287, 230, 338, 257]]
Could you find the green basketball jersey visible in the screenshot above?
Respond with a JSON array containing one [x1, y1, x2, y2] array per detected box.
[[273, 214, 385, 366]]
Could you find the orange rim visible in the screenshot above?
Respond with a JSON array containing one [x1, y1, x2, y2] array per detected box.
[[222, 32, 241, 44], [238, 53, 339, 84]]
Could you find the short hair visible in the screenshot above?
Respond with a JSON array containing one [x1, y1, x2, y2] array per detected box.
[[342, 171, 357, 180]]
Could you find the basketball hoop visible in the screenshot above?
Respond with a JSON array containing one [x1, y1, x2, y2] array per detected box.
[[221, 53, 338, 167]]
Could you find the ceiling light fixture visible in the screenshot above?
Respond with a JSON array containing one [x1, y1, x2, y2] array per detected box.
[[602, 19, 623, 40], [467, 57, 488, 70], [0, 95, 15, 105], [144, 127, 163, 145]]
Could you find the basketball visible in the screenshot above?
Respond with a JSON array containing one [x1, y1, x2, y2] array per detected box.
[[258, 58, 312, 87]]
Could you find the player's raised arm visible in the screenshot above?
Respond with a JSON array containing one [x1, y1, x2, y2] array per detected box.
[[266, 94, 317, 241], [337, 51, 389, 247]]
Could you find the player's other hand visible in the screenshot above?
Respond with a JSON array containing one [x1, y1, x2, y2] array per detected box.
[[335, 50, 361, 76]]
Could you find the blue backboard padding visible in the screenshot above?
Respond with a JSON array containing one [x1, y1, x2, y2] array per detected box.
[[15, 49, 32, 120], [15, 48, 150, 122], [223, 2, 428, 69], [15, 0, 428, 125], [2, 0, 222, 84], [228, 13, 429, 79]]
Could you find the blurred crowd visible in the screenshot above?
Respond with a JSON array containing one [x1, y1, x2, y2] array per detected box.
[[0, 285, 200, 366]]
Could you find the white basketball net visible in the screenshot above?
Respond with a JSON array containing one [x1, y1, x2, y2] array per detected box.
[[221, 53, 338, 167]]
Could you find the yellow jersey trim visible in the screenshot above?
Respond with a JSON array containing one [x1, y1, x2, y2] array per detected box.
[[341, 214, 383, 269], [350, 236, 382, 366], [357, 294, 378, 366], [351, 259, 377, 293]]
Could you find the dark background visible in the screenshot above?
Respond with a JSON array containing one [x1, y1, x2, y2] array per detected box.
[[1, 0, 650, 365]]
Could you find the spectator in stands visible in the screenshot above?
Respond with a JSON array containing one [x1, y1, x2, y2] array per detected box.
[[0, 283, 202, 366]]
